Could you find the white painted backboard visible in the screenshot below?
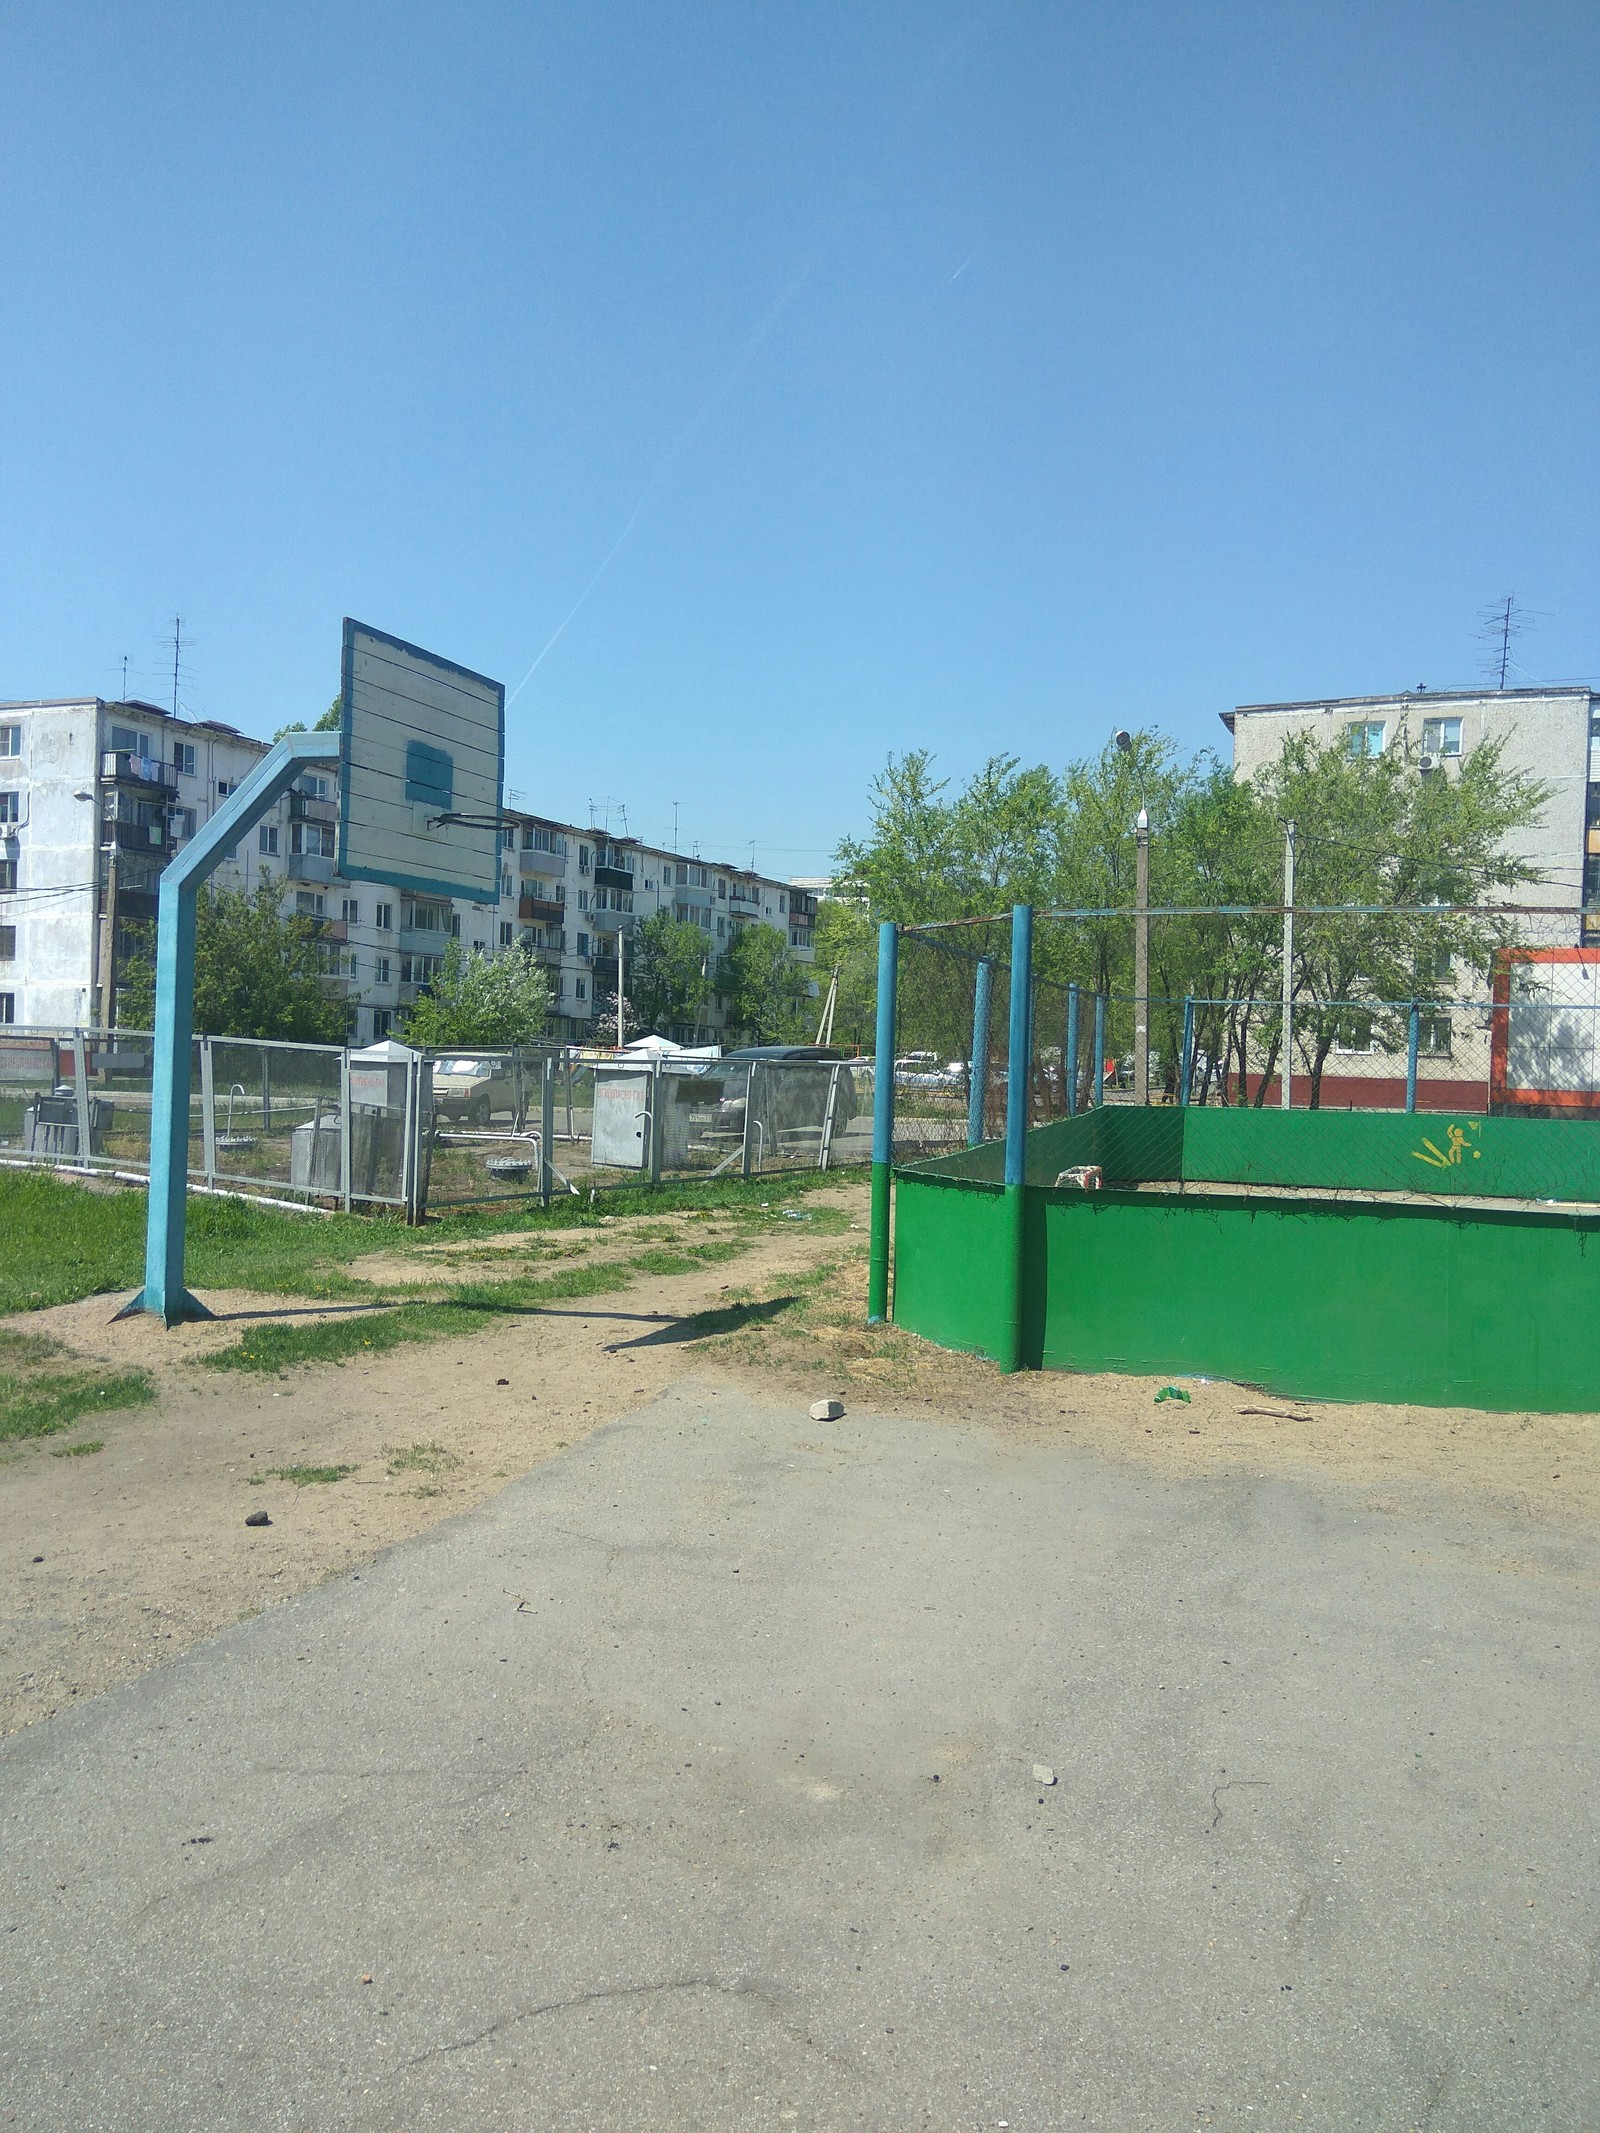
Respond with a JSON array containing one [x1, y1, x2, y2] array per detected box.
[[337, 619, 504, 903]]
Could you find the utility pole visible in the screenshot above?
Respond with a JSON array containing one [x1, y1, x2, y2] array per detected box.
[[616, 923, 626, 1049], [1133, 807, 1150, 1105], [1281, 820, 1296, 1110], [97, 840, 119, 1030]]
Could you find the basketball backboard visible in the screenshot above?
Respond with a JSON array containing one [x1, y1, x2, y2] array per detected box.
[[337, 619, 504, 903]]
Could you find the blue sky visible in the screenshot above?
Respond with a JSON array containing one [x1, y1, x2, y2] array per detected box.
[[4, 2, 1597, 874]]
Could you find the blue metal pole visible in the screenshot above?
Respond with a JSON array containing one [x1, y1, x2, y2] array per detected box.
[[867, 921, 898, 1323], [1180, 994, 1196, 1107], [1406, 1001, 1420, 1114], [1066, 982, 1080, 1117], [999, 904, 1033, 1374], [1093, 992, 1107, 1107], [967, 956, 993, 1147], [118, 729, 343, 1326]]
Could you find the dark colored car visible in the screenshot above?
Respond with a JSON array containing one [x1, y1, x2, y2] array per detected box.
[[708, 1045, 858, 1147]]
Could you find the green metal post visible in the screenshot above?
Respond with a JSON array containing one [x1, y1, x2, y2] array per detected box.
[[999, 904, 1033, 1374], [867, 921, 898, 1323], [1179, 995, 1196, 1107]]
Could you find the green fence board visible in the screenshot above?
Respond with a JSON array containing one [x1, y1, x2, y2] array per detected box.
[[892, 1174, 1013, 1363]]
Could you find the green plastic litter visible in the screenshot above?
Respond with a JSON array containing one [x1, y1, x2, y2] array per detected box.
[[1154, 1385, 1192, 1404]]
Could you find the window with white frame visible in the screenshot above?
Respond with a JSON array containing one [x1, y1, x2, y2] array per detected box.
[[0, 925, 15, 960], [295, 890, 326, 918], [1417, 1013, 1453, 1056], [0, 860, 16, 891], [259, 824, 279, 856], [169, 806, 196, 841], [576, 931, 589, 956], [1421, 716, 1463, 758], [371, 1008, 393, 1039], [1332, 1011, 1379, 1054], [173, 741, 196, 777], [341, 897, 359, 925], [217, 779, 236, 798], [0, 725, 20, 757], [575, 977, 587, 1000], [499, 921, 513, 947], [374, 901, 392, 930], [373, 955, 391, 984], [0, 991, 13, 1022], [1347, 721, 1386, 758], [0, 793, 19, 825], [291, 820, 335, 858], [110, 725, 148, 756]]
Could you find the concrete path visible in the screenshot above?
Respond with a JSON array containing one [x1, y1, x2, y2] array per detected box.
[[3, 1382, 1596, 2131]]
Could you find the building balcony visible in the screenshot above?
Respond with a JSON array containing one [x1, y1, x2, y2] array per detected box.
[[519, 892, 564, 924], [112, 886, 159, 924], [101, 749, 178, 795], [102, 818, 167, 854], [304, 916, 348, 943], [729, 885, 761, 908], [287, 851, 334, 884], [594, 862, 635, 891], [320, 972, 358, 997], [518, 847, 565, 879], [399, 923, 450, 954], [289, 791, 338, 824]]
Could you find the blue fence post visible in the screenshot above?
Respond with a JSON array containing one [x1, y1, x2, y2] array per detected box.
[[999, 904, 1034, 1375], [1066, 982, 1080, 1117], [867, 921, 898, 1324], [1093, 992, 1107, 1108], [967, 956, 993, 1147], [1180, 994, 1196, 1108], [1406, 1001, 1420, 1114]]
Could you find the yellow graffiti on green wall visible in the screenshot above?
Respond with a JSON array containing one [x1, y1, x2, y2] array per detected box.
[[1412, 1119, 1483, 1170]]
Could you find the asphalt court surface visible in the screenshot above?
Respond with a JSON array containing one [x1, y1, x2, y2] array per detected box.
[[4, 1381, 1597, 2130]]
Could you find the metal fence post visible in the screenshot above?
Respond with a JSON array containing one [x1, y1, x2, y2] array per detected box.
[[339, 1046, 352, 1211], [820, 1062, 842, 1171], [967, 955, 993, 1147], [71, 1028, 92, 1163], [200, 1035, 217, 1186], [1406, 1002, 1420, 1114], [648, 1058, 663, 1184], [740, 1062, 756, 1180], [1093, 993, 1107, 1108], [1066, 983, 1080, 1117], [999, 905, 1033, 1374], [540, 1053, 555, 1206], [1179, 995, 1196, 1109], [867, 920, 898, 1324]]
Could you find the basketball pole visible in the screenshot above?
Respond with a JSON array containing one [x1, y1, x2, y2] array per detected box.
[[118, 730, 341, 1327]]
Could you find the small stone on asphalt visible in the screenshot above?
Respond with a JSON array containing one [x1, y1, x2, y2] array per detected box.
[[1033, 1763, 1056, 1786], [810, 1398, 845, 1421], [245, 1511, 271, 1528]]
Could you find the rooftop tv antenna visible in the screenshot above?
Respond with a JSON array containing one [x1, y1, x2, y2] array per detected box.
[[672, 800, 680, 853], [121, 654, 129, 699], [1481, 594, 1527, 690], [170, 616, 184, 716]]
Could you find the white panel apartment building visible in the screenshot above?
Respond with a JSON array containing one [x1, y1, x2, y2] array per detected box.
[[0, 695, 817, 1043]]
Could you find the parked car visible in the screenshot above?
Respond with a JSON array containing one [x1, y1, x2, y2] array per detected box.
[[894, 1052, 966, 1090], [707, 1045, 858, 1144], [432, 1055, 515, 1127]]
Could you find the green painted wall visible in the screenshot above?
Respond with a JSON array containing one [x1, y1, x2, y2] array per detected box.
[[893, 1167, 1600, 1410], [891, 1174, 1012, 1362]]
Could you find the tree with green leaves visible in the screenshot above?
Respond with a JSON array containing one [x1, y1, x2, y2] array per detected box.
[[119, 876, 350, 1043], [398, 941, 551, 1049], [627, 911, 712, 1035], [715, 922, 812, 1044], [810, 896, 877, 1050], [273, 696, 343, 742]]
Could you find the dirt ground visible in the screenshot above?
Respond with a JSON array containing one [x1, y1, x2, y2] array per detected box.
[[4, 1175, 1597, 1738]]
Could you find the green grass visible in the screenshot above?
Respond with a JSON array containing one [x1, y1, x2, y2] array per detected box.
[[0, 1327, 155, 1444], [0, 1166, 850, 1316], [267, 1462, 356, 1486], [386, 1440, 461, 1476], [50, 1438, 105, 1458]]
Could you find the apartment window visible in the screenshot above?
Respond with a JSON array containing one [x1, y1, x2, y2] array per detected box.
[[400, 897, 450, 934], [371, 1008, 393, 1039], [521, 825, 567, 857], [576, 888, 589, 912], [173, 741, 196, 777], [1332, 1012, 1378, 1054], [374, 955, 391, 985], [110, 725, 147, 756], [779, 893, 787, 914], [578, 845, 590, 873], [502, 827, 514, 850], [501, 871, 513, 900], [0, 925, 15, 960], [0, 860, 16, 891], [499, 921, 514, 948], [217, 780, 236, 798], [375, 901, 393, 930], [0, 725, 19, 757], [717, 917, 726, 938], [0, 793, 19, 826], [0, 992, 13, 1023], [1421, 716, 1463, 759], [717, 878, 726, 898], [575, 978, 587, 1001], [291, 820, 335, 858], [401, 952, 443, 986], [450, 913, 462, 938], [259, 824, 279, 857], [341, 897, 360, 926], [1418, 1014, 1454, 1057], [295, 890, 326, 919], [576, 931, 589, 957], [170, 806, 197, 841], [297, 773, 330, 800], [1347, 721, 1386, 759]]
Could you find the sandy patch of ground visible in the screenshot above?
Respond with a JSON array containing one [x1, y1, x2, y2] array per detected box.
[[0, 1193, 865, 1737]]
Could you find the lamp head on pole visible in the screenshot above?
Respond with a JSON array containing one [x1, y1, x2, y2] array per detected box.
[[1136, 807, 1149, 834]]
